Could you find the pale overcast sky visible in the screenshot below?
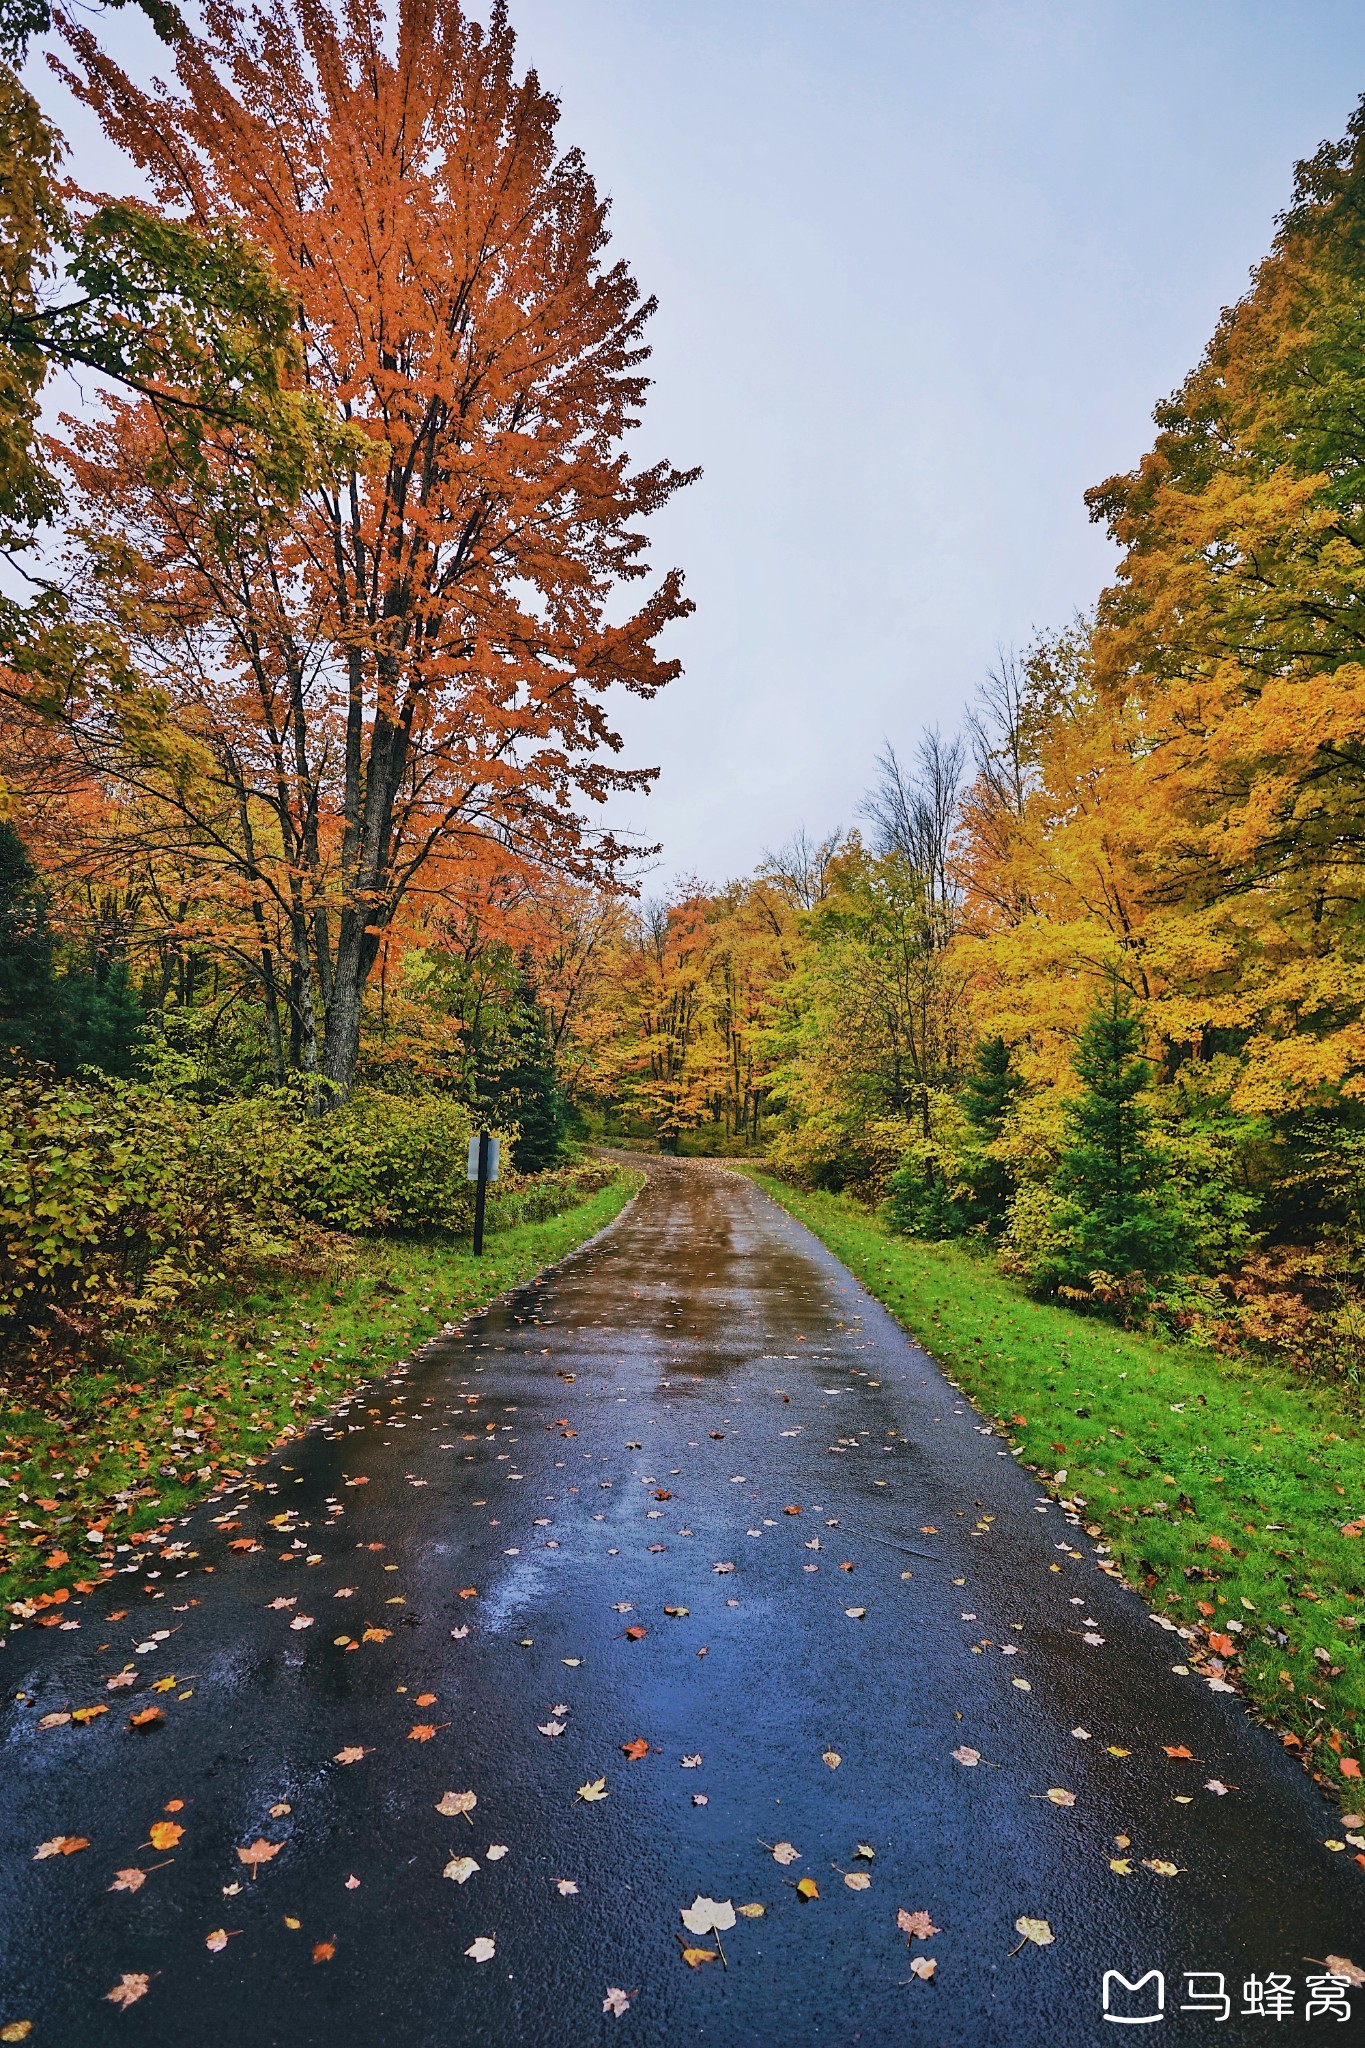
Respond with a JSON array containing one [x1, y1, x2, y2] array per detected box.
[[32, 2, 1365, 887]]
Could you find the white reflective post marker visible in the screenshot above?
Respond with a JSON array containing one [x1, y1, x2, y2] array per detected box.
[[466, 1130, 500, 1256]]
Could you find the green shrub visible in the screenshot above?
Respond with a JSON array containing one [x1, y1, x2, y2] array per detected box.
[[0, 1079, 609, 1369], [0, 1079, 278, 1354], [211, 1089, 482, 1234]]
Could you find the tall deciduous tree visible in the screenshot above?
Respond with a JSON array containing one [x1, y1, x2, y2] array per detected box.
[[53, 0, 695, 1098]]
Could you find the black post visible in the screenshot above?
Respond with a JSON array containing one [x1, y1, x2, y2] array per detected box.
[[472, 1127, 490, 1257]]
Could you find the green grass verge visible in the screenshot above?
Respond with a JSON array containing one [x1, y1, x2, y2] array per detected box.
[[2, 1171, 640, 1614], [750, 1174, 1365, 1807]]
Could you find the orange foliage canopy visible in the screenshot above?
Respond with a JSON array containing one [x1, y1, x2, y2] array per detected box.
[[49, 0, 695, 1091]]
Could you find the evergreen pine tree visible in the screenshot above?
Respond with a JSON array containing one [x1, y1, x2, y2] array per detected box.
[[478, 969, 566, 1171], [1051, 983, 1176, 1282], [0, 820, 57, 1064], [961, 1034, 1020, 1230], [0, 820, 142, 1075]]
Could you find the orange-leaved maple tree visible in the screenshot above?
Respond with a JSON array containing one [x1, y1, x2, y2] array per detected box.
[[52, 0, 695, 1096]]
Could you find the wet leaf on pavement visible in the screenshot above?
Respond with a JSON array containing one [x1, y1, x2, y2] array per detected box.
[[681, 1897, 735, 1935], [105, 1975, 150, 2008], [899, 1909, 940, 1939]]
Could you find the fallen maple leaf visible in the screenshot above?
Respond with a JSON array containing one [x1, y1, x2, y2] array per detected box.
[[1163, 1746, 1194, 1759], [1014, 1917, 1054, 1948], [289, 1615, 314, 1632], [313, 1940, 335, 1963], [105, 1975, 150, 2009], [236, 1839, 282, 1871], [360, 1627, 391, 1643], [108, 1869, 148, 1893], [1204, 1779, 1231, 1796], [623, 1625, 647, 1641], [34, 1837, 89, 1860], [663, 1605, 690, 1617], [205, 1929, 235, 1953], [909, 1956, 937, 1981], [603, 1987, 633, 2016], [681, 1753, 702, 1768], [538, 1721, 566, 1737], [620, 1738, 649, 1760], [407, 1724, 439, 1742], [1325, 1956, 1365, 1987], [576, 1778, 609, 1802], [465, 1936, 496, 1963], [345, 1874, 360, 1889], [415, 1693, 437, 1707], [333, 1747, 369, 1765], [899, 1908, 940, 1939], [71, 1704, 108, 1725], [680, 1945, 718, 1968], [148, 1822, 183, 1850], [435, 1790, 476, 1819], [1341, 1759, 1362, 1780], [444, 1855, 479, 1884], [457, 1587, 478, 1600], [128, 1708, 163, 1729], [1045, 1790, 1076, 1808], [554, 1878, 578, 1896]]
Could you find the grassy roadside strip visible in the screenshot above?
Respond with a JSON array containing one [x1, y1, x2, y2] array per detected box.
[[2, 1171, 641, 1618], [748, 1172, 1365, 1813]]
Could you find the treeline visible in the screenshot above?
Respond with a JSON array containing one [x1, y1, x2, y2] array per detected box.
[[569, 104, 1365, 1379], [0, 0, 689, 1371]]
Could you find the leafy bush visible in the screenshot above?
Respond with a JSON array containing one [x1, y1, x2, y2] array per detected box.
[[0, 1078, 611, 1370], [211, 1089, 482, 1234], [767, 1110, 914, 1199], [0, 1079, 280, 1357]]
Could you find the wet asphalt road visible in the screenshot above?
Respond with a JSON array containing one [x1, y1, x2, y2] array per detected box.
[[1, 1159, 1362, 2048]]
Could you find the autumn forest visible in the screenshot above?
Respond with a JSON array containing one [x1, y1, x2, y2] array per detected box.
[[3, 1, 1365, 2034]]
